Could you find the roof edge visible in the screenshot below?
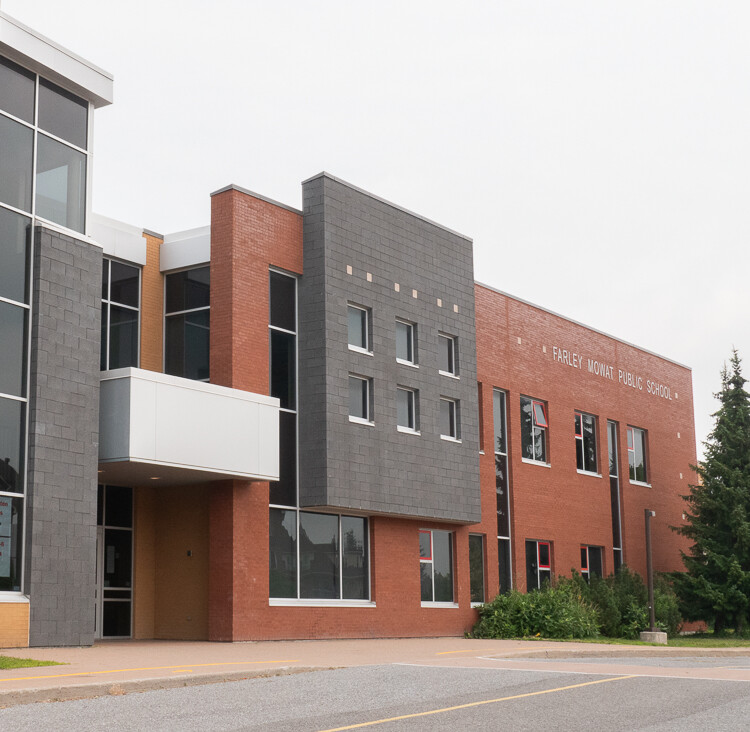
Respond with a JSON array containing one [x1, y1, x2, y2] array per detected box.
[[210, 184, 302, 215]]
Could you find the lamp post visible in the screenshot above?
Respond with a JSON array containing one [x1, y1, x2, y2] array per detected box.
[[645, 508, 656, 632]]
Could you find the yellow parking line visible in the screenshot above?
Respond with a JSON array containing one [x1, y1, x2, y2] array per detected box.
[[0, 659, 300, 683], [317, 674, 636, 731]]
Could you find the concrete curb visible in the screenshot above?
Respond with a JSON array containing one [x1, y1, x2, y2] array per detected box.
[[0, 666, 325, 709]]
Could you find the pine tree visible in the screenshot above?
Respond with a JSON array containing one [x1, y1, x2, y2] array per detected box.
[[673, 350, 750, 633]]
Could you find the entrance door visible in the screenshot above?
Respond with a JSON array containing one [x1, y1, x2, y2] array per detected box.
[[96, 485, 133, 639]]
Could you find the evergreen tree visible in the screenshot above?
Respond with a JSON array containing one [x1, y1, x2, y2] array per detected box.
[[673, 350, 750, 633]]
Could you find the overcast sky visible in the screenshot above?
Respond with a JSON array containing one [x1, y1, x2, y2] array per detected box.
[[5, 1, 749, 457]]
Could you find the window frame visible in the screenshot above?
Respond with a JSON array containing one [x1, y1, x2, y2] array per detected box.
[[525, 539, 552, 591], [348, 374, 373, 425], [627, 426, 649, 484], [520, 395, 549, 465], [493, 388, 513, 593], [438, 333, 458, 377], [574, 410, 599, 475], [419, 528, 456, 606], [347, 303, 371, 355], [439, 397, 460, 441], [469, 533, 486, 605], [580, 545, 603, 583], [101, 258, 141, 371], [396, 386, 418, 434], [395, 318, 417, 366]]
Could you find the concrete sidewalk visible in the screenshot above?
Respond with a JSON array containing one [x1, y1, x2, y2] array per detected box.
[[2, 637, 749, 708]]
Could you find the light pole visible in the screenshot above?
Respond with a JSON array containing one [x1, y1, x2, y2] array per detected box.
[[645, 508, 656, 632]]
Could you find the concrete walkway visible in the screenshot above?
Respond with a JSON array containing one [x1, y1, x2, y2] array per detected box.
[[2, 637, 750, 708]]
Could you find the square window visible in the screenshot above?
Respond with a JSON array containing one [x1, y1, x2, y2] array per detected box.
[[575, 411, 598, 473], [420, 529, 454, 603], [349, 375, 371, 423], [439, 397, 459, 440], [396, 320, 416, 364], [627, 426, 648, 483], [438, 333, 458, 376], [396, 387, 417, 431], [520, 396, 547, 463], [348, 305, 370, 352]]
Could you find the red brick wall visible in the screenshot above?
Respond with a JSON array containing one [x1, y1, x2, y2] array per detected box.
[[474, 283, 696, 593]]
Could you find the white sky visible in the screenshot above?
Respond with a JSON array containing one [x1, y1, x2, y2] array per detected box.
[[6, 1, 749, 458]]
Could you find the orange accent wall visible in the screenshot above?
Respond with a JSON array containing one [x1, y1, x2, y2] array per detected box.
[[140, 232, 164, 373], [0, 602, 29, 647]]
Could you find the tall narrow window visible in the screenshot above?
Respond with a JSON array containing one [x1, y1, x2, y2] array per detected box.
[[347, 304, 370, 353], [575, 411, 598, 473], [608, 420, 623, 571], [438, 333, 458, 376], [396, 319, 416, 364], [101, 259, 140, 370], [525, 539, 552, 591], [469, 534, 486, 604], [439, 397, 460, 440], [349, 375, 372, 424], [580, 545, 603, 583], [494, 390, 513, 592], [396, 387, 418, 432], [627, 426, 648, 483], [420, 529, 454, 603], [269, 270, 298, 507], [164, 267, 210, 381], [521, 396, 548, 463]]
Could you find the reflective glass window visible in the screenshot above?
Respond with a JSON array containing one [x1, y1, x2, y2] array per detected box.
[[107, 306, 138, 370], [349, 376, 370, 421], [165, 267, 210, 313], [432, 530, 454, 602], [299, 512, 339, 599], [438, 334, 456, 374], [521, 396, 547, 463], [469, 534, 485, 603], [110, 261, 139, 308], [36, 133, 86, 233], [0, 207, 31, 304], [0, 496, 23, 591], [341, 516, 368, 600], [270, 411, 297, 507], [165, 309, 210, 381], [269, 508, 297, 598], [270, 329, 296, 410], [440, 398, 458, 439], [0, 302, 27, 397], [0, 56, 35, 123], [38, 78, 88, 149], [396, 320, 415, 363], [396, 388, 416, 430], [104, 486, 133, 529], [0, 115, 33, 212], [269, 271, 296, 332], [102, 528, 132, 588], [347, 305, 369, 351], [575, 411, 597, 473]]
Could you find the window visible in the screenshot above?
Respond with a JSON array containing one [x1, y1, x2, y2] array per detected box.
[[396, 387, 418, 432], [580, 545, 603, 583], [347, 304, 370, 353], [469, 534, 485, 604], [269, 509, 369, 601], [420, 529, 454, 603], [164, 267, 210, 381], [520, 396, 548, 463], [494, 389, 512, 593], [396, 319, 416, 364], [525, 540, 552, 591], [438, 333, 457, 376], [269, 270, 298, 507], [101, 259, 140, 370], [627, 426, 648, 483], [349, 375, 372, 423], [439, 397, 460, 440], [608, 421, 623, 572], [575, 411, 598, 473]]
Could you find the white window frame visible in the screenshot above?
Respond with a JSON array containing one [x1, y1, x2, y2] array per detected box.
[[419, 528, 457, 607], [396, 319, 417, 366], [349, 374, 373, 425], [439, 397, 460, 441], [347, 304, 371, 355], [438, 333, 458, 377], [396, 387, 419, 434], [627, 426, 649, 485], [575, 411, 599, 475]]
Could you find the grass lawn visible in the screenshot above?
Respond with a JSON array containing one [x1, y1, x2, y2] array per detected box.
[[0, 656, 62, 670]]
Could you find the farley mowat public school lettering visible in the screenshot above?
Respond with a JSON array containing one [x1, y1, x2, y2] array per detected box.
[[552, 347, 674, 400], [0, 9, 696, 647]]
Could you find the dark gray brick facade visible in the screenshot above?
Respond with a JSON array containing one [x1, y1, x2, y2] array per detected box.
[[299, 174, 481, 523], [25, 226, 102, 646]]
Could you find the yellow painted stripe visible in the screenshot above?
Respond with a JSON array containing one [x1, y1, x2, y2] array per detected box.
[[317, 674, 636, 731], [0, 659, 300, 683]]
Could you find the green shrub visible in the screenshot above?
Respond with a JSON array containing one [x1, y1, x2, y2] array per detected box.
[[471, 583, 599, 639]]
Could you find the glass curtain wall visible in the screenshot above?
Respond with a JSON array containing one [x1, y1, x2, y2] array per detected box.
[[0, 55, 90, 594], [268, 270, 370, 601]]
